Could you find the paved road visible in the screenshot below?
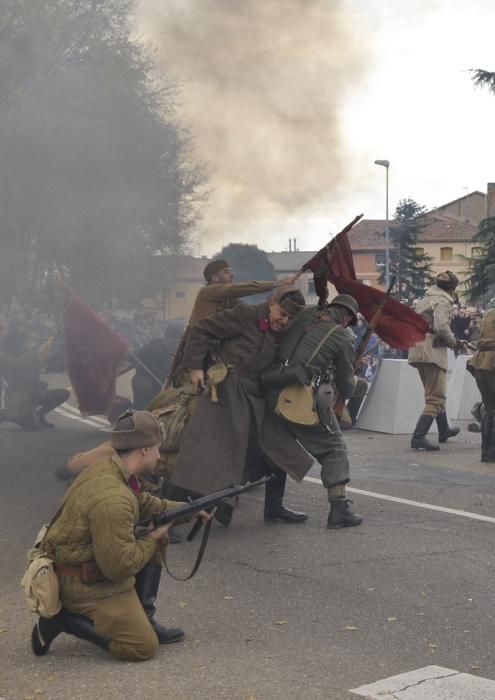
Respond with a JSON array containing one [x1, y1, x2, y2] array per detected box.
[[1, 382, 495, 699]]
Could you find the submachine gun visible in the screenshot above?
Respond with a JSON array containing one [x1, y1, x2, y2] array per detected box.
[[135, 474, 274, 579]]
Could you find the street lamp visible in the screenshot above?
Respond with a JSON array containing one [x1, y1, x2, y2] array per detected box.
[[374, 159, 390, 288]]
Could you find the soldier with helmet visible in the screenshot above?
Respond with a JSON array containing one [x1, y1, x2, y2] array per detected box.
[[265, 293, 363, 529], [408, 271, 464, 451]]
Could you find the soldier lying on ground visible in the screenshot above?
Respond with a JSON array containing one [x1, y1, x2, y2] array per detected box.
[[167, 287, 314, 524], [31, 410, 212, 661]]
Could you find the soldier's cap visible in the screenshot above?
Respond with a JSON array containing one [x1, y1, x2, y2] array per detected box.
[[436, 271, 459, 290], [327, 293, 359, 325], [110, 410, 164, 451], [204, 259, 229, 281], [270, 285, 306, 318]]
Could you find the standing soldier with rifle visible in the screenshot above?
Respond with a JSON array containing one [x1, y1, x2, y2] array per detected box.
[[263, 294, 363, 529], [408, 271, 463, 450]]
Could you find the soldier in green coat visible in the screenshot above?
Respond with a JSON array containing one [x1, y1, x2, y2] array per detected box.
[[266, 294, 362, 529], [31, 411, 211, 661], [468, 308, 495, 461]]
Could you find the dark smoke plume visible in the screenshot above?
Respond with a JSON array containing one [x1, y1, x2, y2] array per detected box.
[[138, 0, 368, 247]]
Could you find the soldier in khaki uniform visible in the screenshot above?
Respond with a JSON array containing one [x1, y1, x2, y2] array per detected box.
[[189, 259, 298, 323], [31, 411, 211, 661], [408, 272, 463, 450], [266, 294, 362, 529], [467, 308, 495, 462]]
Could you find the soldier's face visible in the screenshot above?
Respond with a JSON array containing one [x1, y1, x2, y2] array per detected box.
[[139, 443, 161, 473], [268, 302, 290, 332], [213, 267, 234, 284]]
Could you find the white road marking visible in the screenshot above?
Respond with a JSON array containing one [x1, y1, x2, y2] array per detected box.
[[55, 408, 108, 430], [52, 407, 495, 525], [304, 476, 495, 524], [60, 402, 109, 426], [351, 665, 495, 698]]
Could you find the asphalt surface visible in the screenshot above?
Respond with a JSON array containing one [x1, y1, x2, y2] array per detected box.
[[1, 376, 495, 700]]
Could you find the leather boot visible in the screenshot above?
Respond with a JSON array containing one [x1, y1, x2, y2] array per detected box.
[[436, 411, 460, 443], [64, 611, 110, 651], [264, 470, 308, 523], [36, 408, 55, 428], [135, 563, 184, 644], [481, 412, 495, 462], [327, 499, 362, 529], [31, 610, 67, 656], [411, 414, 440, 451]]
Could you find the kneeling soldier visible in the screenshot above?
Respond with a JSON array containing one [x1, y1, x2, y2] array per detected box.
[[31, 411, 210, 661]]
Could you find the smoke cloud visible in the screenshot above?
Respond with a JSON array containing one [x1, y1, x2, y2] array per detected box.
[[137, 0, 369, 250]]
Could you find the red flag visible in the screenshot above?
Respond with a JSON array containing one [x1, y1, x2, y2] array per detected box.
[[300, 215, 429, 349], [63, 289, 129, 414], [332, 277, 430, 350], [302, 215, 361, 301]]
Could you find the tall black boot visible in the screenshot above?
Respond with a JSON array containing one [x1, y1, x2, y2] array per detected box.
[[135, 563, 184, 644], [64, 611, 110, 651], [31, 610, 67, 656], [436, 411, 460, 443], [481, 412, 495, 462], [263, 470, 308, 523], [411, 415, 440, 451]]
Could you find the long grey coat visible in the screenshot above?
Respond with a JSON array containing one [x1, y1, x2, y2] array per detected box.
[[408, 286, 456, 370], [171, 303, 313, 494]]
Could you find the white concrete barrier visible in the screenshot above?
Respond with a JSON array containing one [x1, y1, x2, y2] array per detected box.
[[356, 354, 481, 434]]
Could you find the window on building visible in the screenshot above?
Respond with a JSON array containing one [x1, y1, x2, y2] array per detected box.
[[415, 247, 425, 255], [176, 291, 185, 299], [472, 247, 483, 257], [375, 252, 386, 267], [440, 247, 453, 261]]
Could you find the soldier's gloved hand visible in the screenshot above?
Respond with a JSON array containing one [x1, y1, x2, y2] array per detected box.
[[189, 369, 206, 390]]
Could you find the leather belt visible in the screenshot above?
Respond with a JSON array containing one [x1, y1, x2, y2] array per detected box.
[[56, 564, 82, 578]]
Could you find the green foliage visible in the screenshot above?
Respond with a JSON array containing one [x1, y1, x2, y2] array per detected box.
[[378, 198, 435, 300], [212, 243, 275, 303], [464, 217, 495, 302], [0, 0, 205, 308], [471, 69, 495, 95]]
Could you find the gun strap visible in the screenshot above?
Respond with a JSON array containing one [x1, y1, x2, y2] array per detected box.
[[162, 517, 213, 581]]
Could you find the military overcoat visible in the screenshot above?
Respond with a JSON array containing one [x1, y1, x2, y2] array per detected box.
[[171, 302, 314, 494]]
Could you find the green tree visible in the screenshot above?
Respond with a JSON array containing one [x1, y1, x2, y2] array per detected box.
[[378, 198, 434, 300], [212, 243, 275, 303], [464, 217, 495, 302], [0, 0, 205, 308], [471, 69, 495, 95]]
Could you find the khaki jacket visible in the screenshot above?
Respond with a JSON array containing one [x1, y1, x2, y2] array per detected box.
[[408, 286, 456, 370], [42, 456, 182, 604], [188, 280, 276, 323], [468, 309, 495, 373]]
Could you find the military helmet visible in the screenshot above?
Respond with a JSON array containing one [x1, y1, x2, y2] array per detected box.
[[436, 270, 459, 290], [328, 294, 359, 325]]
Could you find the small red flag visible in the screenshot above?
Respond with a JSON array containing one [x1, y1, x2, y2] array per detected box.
[[63, 289, 129, 414]]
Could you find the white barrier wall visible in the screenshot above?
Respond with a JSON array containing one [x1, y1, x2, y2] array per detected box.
[[356, 354, 481, 434]]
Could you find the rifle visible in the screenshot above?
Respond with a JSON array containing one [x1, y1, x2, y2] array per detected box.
[[334, 276, 396, 419], [134, 475, 274, 580]]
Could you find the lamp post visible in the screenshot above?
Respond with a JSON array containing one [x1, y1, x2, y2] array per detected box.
[[374, 159, 390, 288]]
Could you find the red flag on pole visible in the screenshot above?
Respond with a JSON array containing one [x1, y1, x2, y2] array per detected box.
[[332, 277, 430, 349], [62, 288, 129, 414], [300, 216, 429, 349]]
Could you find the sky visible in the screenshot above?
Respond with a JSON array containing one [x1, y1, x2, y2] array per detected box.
[[137, 0, 495, 255]]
